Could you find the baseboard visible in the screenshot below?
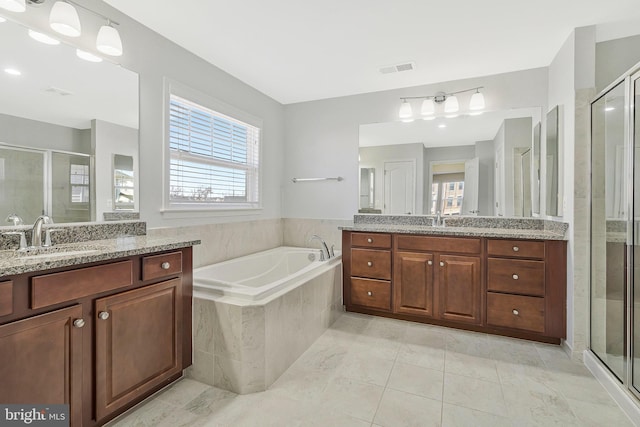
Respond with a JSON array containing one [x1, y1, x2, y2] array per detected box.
[[583, 350, 640, 426]]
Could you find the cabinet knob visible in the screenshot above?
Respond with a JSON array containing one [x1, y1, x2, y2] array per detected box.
[[73, 318, 85, 328], [98, 311, 110, 320], [440, 261, 445, 267], [512, 246, 520, 252], [367, 291, 373, 296], [427, 260, 433, 265], [161, 262, 171, 270], [512, 274, 519, 280], [512, 309, 519, 316], [367, 238, 373, 243], [367, 261, 373, 267]]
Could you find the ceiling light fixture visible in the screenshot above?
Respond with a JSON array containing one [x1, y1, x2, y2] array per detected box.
[[49, 1, 81, 37], [28, 29, 60, 45], [398, 86, 485, 120], [96, 21, 122, 56], [0, 0, 25, 13]]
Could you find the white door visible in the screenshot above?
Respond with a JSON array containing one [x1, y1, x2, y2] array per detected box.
[[462, 157, 479, 215], [384, 161, 415, 215]]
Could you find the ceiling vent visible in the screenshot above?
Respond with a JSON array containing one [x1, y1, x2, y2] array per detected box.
[[379, 62, 415, 75], [44, 86, 73, 96]]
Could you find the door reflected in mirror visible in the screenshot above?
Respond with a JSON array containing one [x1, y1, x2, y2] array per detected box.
[[114, 154, 135, 211]]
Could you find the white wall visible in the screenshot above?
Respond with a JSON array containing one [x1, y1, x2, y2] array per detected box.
[[283, 68, 549, 219], [596, 34, 640, 92], [92, 120, 139, 219]]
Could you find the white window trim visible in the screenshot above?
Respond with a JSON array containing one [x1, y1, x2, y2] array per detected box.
[[162, 78, 264, 214]]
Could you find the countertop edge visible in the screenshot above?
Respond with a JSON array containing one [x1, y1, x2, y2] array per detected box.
[[339, 225, 567, 241]]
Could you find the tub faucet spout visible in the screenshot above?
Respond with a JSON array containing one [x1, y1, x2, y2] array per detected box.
[[309, 234, 331, 260]]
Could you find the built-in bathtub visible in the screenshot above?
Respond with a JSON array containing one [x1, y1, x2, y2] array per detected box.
[[189, 246, 343, 394]]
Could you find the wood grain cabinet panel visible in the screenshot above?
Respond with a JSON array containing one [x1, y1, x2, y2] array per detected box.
[[95, 278, 182, 421], [394, 251, 435, 317], [142, 251, 183, 281], [351, 233, 391, 249], [351, 248, 391, 280], [487, 239, 545, 259], [350, 278, 391, 311], [487, 258, 545, 296], [0, 280, 13, 316], [438, 255, 481, 325], [487, 292, 545, 333], [0, 305, 83, 427]]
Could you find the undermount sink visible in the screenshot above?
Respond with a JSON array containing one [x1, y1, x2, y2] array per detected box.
[[18, 247, 101, 260]]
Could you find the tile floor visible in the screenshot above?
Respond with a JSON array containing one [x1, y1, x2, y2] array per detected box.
[[109, 312, 636, 427]]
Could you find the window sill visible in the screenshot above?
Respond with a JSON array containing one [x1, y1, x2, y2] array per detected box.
[[160, 206, 263, 219]]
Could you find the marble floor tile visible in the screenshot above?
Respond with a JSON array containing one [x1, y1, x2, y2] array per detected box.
[[373, 388, 442, 427], [387, 361, 444, 401], [109, 312, 634, 427]]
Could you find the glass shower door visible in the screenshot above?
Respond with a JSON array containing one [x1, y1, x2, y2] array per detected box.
[[591, 81, 627, 381], [632, 74, 640, 395]]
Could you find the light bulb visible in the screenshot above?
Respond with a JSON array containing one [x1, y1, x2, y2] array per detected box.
[[421, 99, 435, 116], [50, 1, 81, 37], [0, 0, 25, 13], [469, 91, 485, 110], [97, 24, 123, 56], [399, 100, 413, 119], [444, 95, 459, 113]]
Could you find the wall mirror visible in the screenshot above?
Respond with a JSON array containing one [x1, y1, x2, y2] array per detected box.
[[0, 18, 138, 226], [532, 122, 542, 214], [545, 106, 560, 216], [359, 107, 541, 217]]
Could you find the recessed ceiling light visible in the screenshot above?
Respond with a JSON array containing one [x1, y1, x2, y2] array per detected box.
[[438, 123, 446, 129], [4, 68, 21, 76], [28, 29, 60, 45], [76, 49, 102, 63]]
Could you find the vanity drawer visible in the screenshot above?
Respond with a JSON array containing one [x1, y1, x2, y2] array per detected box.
[[487, 239, 545, 259], [351, 233, 391, 249], [486, 292, 545, 333], [31, 261, 133, 309], [487, 258, 545, 296], [351, 248, 391, 280], [396, 235, 480, 254], [350, 278, 391, 311], [142, 251, 183, 281], [0, 281, 13, 316]]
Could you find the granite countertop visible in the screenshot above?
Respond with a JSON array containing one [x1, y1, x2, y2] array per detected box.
[[0, 235, 201, 277], [340, 223, 566, 240]]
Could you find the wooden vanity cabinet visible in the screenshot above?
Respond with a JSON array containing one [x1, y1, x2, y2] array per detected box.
[[0, 247, 193, 427], [343, 230, 567, 343]]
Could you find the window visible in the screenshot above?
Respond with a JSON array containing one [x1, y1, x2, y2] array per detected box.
[[70, 164, 90, 203], [114, 154, 135, 211], [431, 172, 465, 216], [168, 94, 260, 209]]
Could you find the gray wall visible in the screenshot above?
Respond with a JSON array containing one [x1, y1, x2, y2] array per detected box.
[[596, 34, 640, 92], [475, 140, 495, 216], [9, 0, 285, 228], [0, 113, 90, 153]]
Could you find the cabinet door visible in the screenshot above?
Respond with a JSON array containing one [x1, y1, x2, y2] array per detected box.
[[394, 251, 435, 317], [95, 279, 182, 421], [438, 255, 481, 324], [0, 305, 83, 427]]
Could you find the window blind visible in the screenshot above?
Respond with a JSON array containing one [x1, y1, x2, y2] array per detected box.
[[168, 95, 260, 207]]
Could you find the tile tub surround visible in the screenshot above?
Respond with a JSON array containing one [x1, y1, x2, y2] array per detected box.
[[108, 312, 634, 427], [344, 214, 569, 240], [189, 262, 343, 394], [0, 220, 146, 250]]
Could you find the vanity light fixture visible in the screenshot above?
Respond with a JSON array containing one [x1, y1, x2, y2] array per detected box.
[[96, 21, 122, 56], [398, 86, 485, 120], [49, 1, 81, 37], [28, 29, 60, 45], [76, 48, 102, 62], [0, 0, 25, 13]]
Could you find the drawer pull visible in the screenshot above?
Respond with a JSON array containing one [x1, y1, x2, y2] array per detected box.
[[73, 318, 85, 328], [161, 262, 171, 270], [440, 261, 445, 267], [367, 238, 373, 243], [512, 274, 519, 280], [513, 246, 520, 252], [367, 261, 373, 267], [367, 291, 373, 296], [98, 311, 110, 320], [427, 260, 433, 265], [512, 309, 519, 316]]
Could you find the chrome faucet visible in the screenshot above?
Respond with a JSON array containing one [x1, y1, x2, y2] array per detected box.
[[309, 234, 331, 261], [31, 215, 53, 247], [432, 211, 443, 227]]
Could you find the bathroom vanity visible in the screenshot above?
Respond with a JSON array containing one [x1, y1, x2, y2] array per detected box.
[[0, 228, 199, 427], [342, 215, 567, 343]]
